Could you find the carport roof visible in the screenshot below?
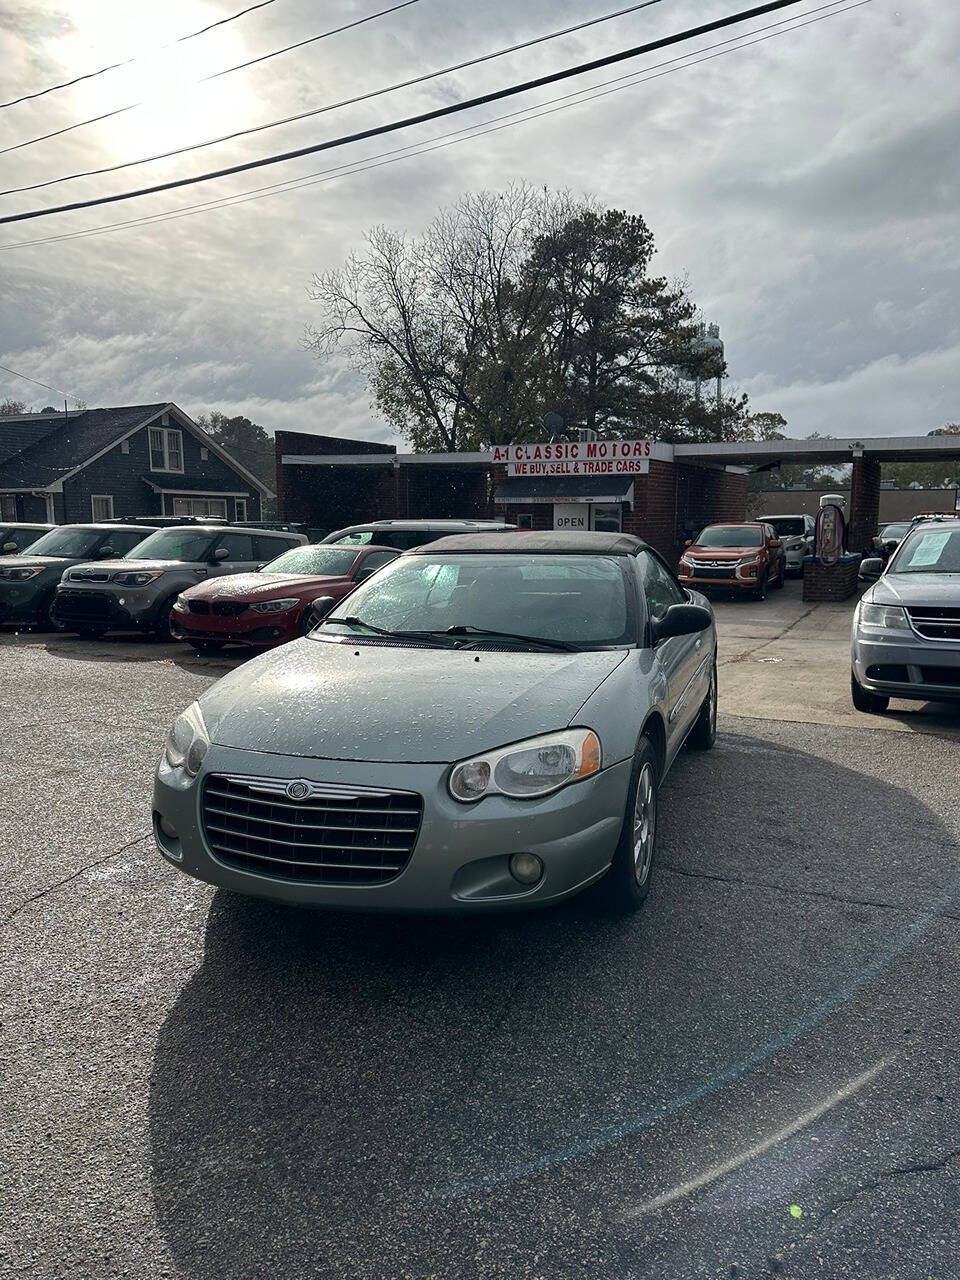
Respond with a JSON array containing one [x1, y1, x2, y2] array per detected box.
[[674, 435, 960, 466]]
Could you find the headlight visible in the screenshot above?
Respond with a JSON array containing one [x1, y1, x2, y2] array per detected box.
[[0, 566, 43, 580], [857, 602, 911, 632], [172, 594, 189, 612], [163, 701, 210, 777], [112, 570, 165, 586], [449, 729, 601, 803], [250, 597, 301, 614], [679, 557, 692, 570]]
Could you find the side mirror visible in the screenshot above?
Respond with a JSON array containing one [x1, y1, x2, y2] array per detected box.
[[212, 547, 229, 562], [307, 595, 336, 623], [97, 545, 115, 558], [650, 603, 712, 645], [769, 538, 782, 549], [683, 539, 693, 548], [2, 541, 17, 553], [859, 557, 884, 581]]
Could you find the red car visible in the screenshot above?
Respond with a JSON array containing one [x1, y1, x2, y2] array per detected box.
[[170, 543, 399, 652]]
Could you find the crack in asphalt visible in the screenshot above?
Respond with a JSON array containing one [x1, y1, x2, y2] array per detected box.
[[1, 833, 152, 929], [660, 862, 960, 923], [721, 606, 818, 666], [820, 1148, 960, 1222]]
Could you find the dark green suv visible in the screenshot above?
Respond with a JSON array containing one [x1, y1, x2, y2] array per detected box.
[[0, 524, 154, 629]]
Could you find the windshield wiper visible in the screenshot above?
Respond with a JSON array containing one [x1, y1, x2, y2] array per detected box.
[[440, 624, 577, 652], [328, 615, 456, 646]]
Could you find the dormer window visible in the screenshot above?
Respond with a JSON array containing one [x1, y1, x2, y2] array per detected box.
[[149, 426, 183, 472]]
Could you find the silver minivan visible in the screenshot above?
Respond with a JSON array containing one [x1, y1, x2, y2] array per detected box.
[[321, 519, 515, 550], [52, 523, 306, 639]]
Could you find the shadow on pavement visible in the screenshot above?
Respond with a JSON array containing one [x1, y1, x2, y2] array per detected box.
[[148, 734, 958, 1279]]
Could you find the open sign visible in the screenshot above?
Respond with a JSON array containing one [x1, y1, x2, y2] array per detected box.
[[553, 504, 587, 531]]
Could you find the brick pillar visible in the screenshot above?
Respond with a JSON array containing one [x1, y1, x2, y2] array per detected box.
[[848, 455, 881, 554]]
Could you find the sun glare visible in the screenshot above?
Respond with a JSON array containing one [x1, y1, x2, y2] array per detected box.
[[57, 1, 252, 156]]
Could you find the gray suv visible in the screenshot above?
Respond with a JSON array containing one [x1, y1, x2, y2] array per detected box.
[[321, 519, 515, 550], [52, 524, 306, 639], [851, 517, 960, 712]]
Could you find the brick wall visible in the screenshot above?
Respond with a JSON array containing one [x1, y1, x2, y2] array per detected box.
[[275, 430, 395, 526], [848, 456, 882, 554]]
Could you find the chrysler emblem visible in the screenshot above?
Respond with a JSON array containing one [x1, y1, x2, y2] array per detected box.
[[285, 780, 311, 800]]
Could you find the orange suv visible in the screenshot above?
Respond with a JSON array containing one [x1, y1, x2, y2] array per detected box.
[[678, 522, 786, 600]]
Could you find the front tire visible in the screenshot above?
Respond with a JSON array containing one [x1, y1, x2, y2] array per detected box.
[[155, 597, 177, 641], [596, 736, 660, 914], [851, 669, 889, 714], [688, 661, 718, 750]]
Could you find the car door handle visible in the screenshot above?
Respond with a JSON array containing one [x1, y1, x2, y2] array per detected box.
[[695, 637, 703, 649]]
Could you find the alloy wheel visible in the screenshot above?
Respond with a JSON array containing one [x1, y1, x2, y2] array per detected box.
[[633, 763, 657, 885]]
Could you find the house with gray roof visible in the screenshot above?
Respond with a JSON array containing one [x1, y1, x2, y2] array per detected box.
[[0, 402, 271, 524]]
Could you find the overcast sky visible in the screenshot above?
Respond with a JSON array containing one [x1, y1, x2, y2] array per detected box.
[[1, 0, 958, 444]]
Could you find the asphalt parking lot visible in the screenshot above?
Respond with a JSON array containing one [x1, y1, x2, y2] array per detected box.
[[2, 595, 959, 1280]]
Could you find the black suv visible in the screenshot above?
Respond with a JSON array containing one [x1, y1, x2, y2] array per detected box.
[[0, 524, 155, 629]]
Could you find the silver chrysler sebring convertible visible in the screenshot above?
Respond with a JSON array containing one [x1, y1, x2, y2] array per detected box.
[[154, 532, 717, 914]]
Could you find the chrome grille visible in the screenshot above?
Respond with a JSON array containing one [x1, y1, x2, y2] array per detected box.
[[690, 561, 736, 579], [201, 774, 422, 885], [906, 607, 960, 642]]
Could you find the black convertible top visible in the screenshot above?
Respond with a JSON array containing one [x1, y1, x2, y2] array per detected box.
[[409, 530, 649, 555]]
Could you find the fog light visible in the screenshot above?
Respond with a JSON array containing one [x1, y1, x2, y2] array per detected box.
[[158, 815, 178, 841], [509, 853, 543, 885]]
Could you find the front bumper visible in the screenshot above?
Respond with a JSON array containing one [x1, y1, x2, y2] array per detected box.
[[153, 746, 632, 913], [0, 580, 49, 624], [678, 567, 762, 591], [51, 584, 164, 632], [852, 632, 960, 703], [171, 607, 298, 648]]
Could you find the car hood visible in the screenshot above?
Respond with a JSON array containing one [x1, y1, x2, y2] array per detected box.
[[688, 545, 760, 558], [185, 572, 350, 600], [70, 558, 193, 574], [198, 640, 629, 763], [0, 554, 73, 570], [867, 574, 960, 606]]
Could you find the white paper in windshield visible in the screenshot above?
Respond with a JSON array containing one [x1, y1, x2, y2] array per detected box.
[[904, 531, 951, 568]]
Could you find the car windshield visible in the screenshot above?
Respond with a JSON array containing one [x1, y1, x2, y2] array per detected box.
[[0, 526, 46, 551], [695, 526, 763, 547], [319, 553, 633, 647], [263, 546, 360, 575], [888, 527, 960, 574], [24, 527, 101, 557], [879, 522, 911, 540], [765, 517, 805, 536], [124, 528, 217, 561]]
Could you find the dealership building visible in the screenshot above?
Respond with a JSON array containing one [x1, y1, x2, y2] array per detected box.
[[275, 429, 960, 557]]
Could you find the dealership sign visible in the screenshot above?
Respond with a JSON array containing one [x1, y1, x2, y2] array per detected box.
[[489, 440, 653, 477]]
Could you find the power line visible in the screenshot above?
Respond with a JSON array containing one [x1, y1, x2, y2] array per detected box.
[[0, 0, 279, 112], [0, 0, 822, 227], [1, 0, 671, 195], [0, 1, 872, 254], [0, 0, 422, 158], [0, 361, 81, 402]]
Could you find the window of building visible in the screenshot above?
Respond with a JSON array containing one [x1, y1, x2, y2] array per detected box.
[[149, 427, 184, 472], [235, 497, 248, 521], [516, 514, 533, 530], [120, 439, 130, 455], [200, 447, 209, 461], [0, 495, 17, 521], [590, 504, 622, 533], [91, 494, 115, 521], [169, 495, 228, 519]]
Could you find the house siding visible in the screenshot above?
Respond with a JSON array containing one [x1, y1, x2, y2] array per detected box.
[[62, 422, 262, 523]]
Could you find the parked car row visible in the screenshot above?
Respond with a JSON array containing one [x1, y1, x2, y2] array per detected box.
[[0, 517, 520, 649]]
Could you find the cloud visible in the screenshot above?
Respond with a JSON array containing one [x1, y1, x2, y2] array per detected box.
[[1, 0, 958, 446]]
